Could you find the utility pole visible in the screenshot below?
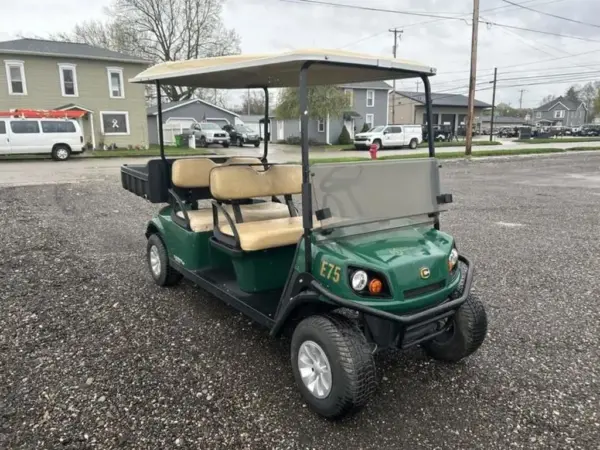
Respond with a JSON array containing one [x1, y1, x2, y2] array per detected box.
[[465, 0, 480, 156], [489, 67, 497, 142], [389, 28, 403, 125], [519, 89, 526, 109]]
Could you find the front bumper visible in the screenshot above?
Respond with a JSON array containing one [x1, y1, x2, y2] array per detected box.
[[206, 135, 230, 144], [310, 255, 473, 349]]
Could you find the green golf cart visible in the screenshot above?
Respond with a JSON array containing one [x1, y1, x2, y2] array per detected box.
[[121, 50, 487, 419]]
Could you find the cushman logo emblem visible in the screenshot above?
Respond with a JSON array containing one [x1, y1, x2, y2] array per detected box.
[[420, 267, 431, 279]]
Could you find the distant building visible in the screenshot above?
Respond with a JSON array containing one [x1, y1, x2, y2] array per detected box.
[[532, 96, 587, 127], [389, 91, 491, 133]]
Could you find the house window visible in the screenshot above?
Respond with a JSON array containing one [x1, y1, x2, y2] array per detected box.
[[107, 67, 125, 98], [365, 113, 374, 128], [536, 112, 541, 119], [58, 64, 78, 97], [344, 88, 353, 107], [4, 60, 27, 95], [100, 111, 130, 135], [10, 120, 40, 134], [366, 90, 375, 107], [317, 118, 325, 132], [554, 110, 565, 119]]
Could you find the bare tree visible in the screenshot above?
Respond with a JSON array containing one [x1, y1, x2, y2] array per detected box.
[[54, 0, 240, 103]]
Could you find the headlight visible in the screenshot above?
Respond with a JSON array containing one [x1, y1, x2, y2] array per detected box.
[[351, 270, 368, 291], [242, 133, 248, 138], [448, 248, 459, 271]]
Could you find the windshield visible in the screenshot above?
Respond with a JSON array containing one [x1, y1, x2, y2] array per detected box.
[[200, 123, 221, 130], [367, 126, 385, 133], [310, 159, 444, 238], [237, 126, 254, 133]]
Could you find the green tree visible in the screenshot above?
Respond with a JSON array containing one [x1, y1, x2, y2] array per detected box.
[[275, 86, 350, 120], [565, 86, 580, 103], [338, 125, 353, 145], [594, 87, 600, 117]]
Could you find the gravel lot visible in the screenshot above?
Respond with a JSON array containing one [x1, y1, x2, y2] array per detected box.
[[1, 153, 599, 449]]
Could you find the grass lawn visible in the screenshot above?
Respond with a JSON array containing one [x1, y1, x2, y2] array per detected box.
[[516, 137, 600, 144], [85, 145, 211, 158], [308, 146, 600, 164]]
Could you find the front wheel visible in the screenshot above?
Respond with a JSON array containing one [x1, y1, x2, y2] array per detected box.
[[223, 142, 230, 148], [291, 314, 376, 419], [147, 234, 182, 287], [237, 137, 244, 147], [199, 136, 208, 148], [409, 138, 418, 149], [373, 139, 383, 150], [254, 142, 260, 148], [422, 294, 487, 362]]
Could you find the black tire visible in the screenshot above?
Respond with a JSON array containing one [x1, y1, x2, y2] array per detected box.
[[147, 234, 182, 287], [291, 313, 376, 419], [422, 294, 487, 362], [52, 144, 71, 161], [409, 138, 418, 149], [199, 136, 208, 148], [237, 137, 244, 147], [254, 142, 260, 148], [373, 139, 383, 150], [223, 142, 230, 148]]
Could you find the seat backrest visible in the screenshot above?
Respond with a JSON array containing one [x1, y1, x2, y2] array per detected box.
[[222, 157, 262, 166], [171, 158, 217, 188], [210, 164, 302, 200]]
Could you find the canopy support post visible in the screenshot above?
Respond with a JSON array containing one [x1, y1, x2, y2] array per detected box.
[[156, 80, 169, 188], [300, 62, 313, 273], [262, 87, 269, 161], [422, 74, 436, 159]]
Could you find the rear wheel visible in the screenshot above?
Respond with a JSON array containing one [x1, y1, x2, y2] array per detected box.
[[409, 138, 418, 149], [147, 234, 182, 287], [52, 144, 71, 161], [422, 294, 487, 362], [291, 313, 376, 419]]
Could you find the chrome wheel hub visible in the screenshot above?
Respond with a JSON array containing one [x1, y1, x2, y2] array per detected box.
[[57, 148, 68, 159], [149, 246, 161, 277], [298, 340, 332, 399]]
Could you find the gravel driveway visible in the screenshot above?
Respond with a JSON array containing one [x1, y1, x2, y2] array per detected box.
[[1, 154, 599, 449]]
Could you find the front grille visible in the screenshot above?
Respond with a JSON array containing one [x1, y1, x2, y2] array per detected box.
[[404, 280, 445, 299], [214, 133, 226, 138], [354, 137, 368, 142]]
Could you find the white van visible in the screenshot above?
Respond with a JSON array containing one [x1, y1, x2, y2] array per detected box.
[[0, 118, 85, 161], [353, 124, 423, 150]]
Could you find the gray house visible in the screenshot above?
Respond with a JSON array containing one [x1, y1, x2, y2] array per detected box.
[[273, 81, 391, 144], [532, 96, 587, 127], [147, 98, 241, 145], [389, 91, 491, 133]]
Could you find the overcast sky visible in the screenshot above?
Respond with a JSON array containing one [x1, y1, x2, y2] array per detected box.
[[1, 0, 600, 109]]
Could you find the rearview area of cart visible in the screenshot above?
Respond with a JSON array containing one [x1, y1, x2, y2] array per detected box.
[[121, 49, 488, 420]]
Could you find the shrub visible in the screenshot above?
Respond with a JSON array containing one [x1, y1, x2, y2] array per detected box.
[[338, 125, 353, 145], [361, 122, 370, 132], [284, 135, 301, 145]]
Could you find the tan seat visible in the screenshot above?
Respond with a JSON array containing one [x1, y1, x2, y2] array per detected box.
[[176, 202, 291, 233], [210, 164, 303, 250], [220, 217, 304, 251]]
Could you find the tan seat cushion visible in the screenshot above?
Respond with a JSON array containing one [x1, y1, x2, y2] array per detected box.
[[176, 202, 291, 233], [219, 217, 304, 251]]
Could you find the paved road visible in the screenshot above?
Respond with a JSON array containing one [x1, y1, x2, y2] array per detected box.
[[1, 153, 600, 448], [2, 139, 600, 187]]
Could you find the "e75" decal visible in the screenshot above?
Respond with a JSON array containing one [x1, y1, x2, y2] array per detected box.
[[320, 260, 341, 283]]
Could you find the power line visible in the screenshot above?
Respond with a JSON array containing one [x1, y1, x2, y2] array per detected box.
[[501, 0, 600, 29], [281, 0, 600, 43]]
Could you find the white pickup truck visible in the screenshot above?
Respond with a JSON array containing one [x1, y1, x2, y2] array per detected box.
[[353, 124, 423, 150]]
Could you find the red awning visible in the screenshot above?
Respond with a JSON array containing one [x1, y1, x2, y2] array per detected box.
[[0, 109, 87, 119]]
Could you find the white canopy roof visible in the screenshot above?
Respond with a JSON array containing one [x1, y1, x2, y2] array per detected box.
[[129, 49, 436, 89]]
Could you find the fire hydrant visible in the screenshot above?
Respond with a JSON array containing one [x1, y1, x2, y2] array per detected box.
[[369, 143, 378, 160]]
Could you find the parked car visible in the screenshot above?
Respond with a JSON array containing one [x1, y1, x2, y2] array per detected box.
[[185, 122, 230, 148], [223, 124, 260, 147], [422, 124, 453, 142], [354, 125, 422, 149], [0, 117, 85, 161]]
